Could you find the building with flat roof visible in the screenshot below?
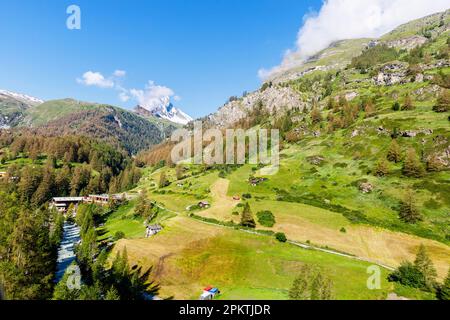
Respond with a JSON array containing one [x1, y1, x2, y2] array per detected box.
[[50, 197, 84, 213]]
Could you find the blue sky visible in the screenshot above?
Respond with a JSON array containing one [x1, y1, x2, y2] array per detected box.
[[0, 0, 321, 118]]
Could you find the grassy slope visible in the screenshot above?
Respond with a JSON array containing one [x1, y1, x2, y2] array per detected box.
[[104, 13, 450, 300], [22, 99, 99, 126], [114, 215, 392, 300]]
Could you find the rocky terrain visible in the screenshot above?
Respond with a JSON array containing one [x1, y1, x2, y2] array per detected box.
[[203, 9, 449, 129]]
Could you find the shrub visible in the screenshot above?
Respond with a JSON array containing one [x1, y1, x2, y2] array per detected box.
[[113, 231, 125, 241], [340, 227, 347, 233], [388, 262, 427, 289], [402, 94, 415, 111], [399, 190, 423, 224], [402, 148, 425, 178], [387, 140, 402, 163], [392, 102, 401, 111], [242, 193, 252, 199], [257, 211, 276, 227], [432, 90, 450, 113], [374, 158, 390, 177], [275, 232, 287, 243]]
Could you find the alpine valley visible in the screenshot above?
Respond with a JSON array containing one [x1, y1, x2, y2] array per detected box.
[[1, 8, 449, 302]]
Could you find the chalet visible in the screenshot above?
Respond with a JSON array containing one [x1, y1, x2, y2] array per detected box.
[[84, 194, 123, 206], [145, 224, 163, 238], [50, 197, 84, 213], [198, 201, 210, 209], [233, 195, 241, 201], [0, 172, 6, 179], [249, 177, 268, 187]]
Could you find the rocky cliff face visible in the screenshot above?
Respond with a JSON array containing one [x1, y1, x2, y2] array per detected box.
[[206, 86, 303, 128], [204, 10, 450, 129]]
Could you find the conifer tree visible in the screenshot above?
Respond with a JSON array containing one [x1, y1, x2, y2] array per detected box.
[[402, 94, 415, 111], [387, 140, 402, 163], [432, 89, 449, 113], [438, 269, 450, 300], [426, 154, 442, 172], [403, 148, 425, 178], [311, 107, 323, 125], [374, 158, 389, 177], [399, 190, 423, 224], [414, 244, 437, 291], [289, 265, 333, 300], [105, 286, 121, 300], [158, 172, 168, 188], [241, 202, 256, 228]]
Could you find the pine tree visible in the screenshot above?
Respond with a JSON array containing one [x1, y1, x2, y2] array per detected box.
[[327, 97, 335, 110], [414, 244, 437, 291], [387, 140, 402, 163], [364, 101, 375, 117], [289, 265, 333, 300], [403, 148, 425, 178], [402, 94, 415, 111], [374, 158, 389, 177], [32, 165, 55, 207], [438, 269, 450, 300], [399, 190, 423, 224], [241, 203, 256, 228], [105, 286, 121, 300], [289, 265, 311, 300], [426, 154, 442, 172], [135, 190, 155, 220], [158, 172, 168, 188], [433, 89, 450, 113], [311, 107, 323, 125], [56, 165, 72, 197]]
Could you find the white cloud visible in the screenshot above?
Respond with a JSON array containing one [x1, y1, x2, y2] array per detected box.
[[260, 0, 449, 79], [77, 71, 115, 88], [77, 70, 179, 108], [113, 70, 126, 77], [118, 91, 130, 102], [129, 81, 176, 111]]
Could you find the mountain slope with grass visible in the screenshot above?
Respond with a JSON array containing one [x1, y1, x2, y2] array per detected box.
[[96, 10, 450, 300], [23, 99, 179, 154], [0, 90, 43, 128], [0, 97, 179, 154]]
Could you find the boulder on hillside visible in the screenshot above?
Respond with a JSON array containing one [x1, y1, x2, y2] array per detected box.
[[359, 182, 374, 194], [307, 156, 325, 166]]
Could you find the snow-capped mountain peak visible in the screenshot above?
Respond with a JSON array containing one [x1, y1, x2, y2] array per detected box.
[[134, 103, 193, 125], [0, 89, 44, 106]]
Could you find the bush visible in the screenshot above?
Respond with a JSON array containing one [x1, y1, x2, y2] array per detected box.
[[113, 231, 125, 241], [392, 101, 401, 111], [432, 90, 450, 112], [242, 193, 252, 199], [340, 227, 347, 233], [257, 211, 276, 227], [388, 262, 426, 289], [275, 232, 287, 243]]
